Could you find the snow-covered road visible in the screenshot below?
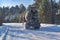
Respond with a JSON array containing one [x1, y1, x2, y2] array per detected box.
[[0, 23, 60, 40]]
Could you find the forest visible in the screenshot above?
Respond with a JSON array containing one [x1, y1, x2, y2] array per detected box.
[[0, 0, 60, 24]]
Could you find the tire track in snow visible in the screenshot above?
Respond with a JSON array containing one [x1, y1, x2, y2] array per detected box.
[[6, 29, 51, 40]]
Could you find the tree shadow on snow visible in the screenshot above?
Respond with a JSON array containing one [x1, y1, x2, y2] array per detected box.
[[40, 26, 60, 32]]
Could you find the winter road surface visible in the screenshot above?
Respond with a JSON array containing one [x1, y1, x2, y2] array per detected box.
[[0, 23, 60, 40]]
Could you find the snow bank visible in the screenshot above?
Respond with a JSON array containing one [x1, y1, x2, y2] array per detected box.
[[3, 23, 57, 27], [41, 23, 57, 27], [3, 23, 23, 26]]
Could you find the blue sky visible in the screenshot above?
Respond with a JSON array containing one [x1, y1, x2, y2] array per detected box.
[[56, 0, 59, 2], [0, 0, 59, 8], [0, 0, 34, 8]]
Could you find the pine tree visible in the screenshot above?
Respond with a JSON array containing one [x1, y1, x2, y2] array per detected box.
[[34, 0, 58, 24], [0, 7, 2, 26]]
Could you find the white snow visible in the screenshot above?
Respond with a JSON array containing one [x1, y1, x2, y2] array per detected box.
[[0, 23, 60, 40]]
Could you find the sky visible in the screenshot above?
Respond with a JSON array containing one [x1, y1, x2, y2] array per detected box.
[[0, 0, 34, 8], [0, 0, 59, 8], [56, 0, 59, 2]]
